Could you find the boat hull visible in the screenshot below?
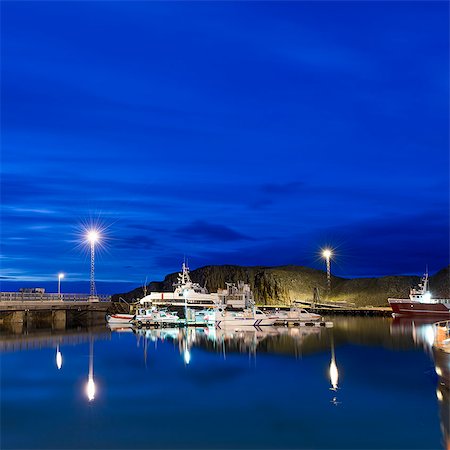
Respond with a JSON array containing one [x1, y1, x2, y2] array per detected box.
[[134, 316, 179, 326], [216, 318, 276, 327], [389, 300, 450, 317], [106, 314, 134, 324], [271, 313, 322, 323]]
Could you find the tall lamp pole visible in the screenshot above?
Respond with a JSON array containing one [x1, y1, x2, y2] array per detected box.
[[58, 273, 65, 298], [87, 231, 99, 299], [322, 249, 333, 295]]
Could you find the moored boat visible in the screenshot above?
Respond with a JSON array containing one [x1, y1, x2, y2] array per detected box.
[[133, 306, 180, 327], [215, 307, 276, 327], [388, 271, 450, 317], [269, 307, 323, 324], [106, 313, 135, 324], [140, 262, 219, 306]]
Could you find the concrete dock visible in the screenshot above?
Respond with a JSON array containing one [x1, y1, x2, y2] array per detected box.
[[0, 292, 112, 328]]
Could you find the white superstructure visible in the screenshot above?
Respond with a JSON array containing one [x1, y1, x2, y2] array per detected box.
[[140, 262, 219, 306]]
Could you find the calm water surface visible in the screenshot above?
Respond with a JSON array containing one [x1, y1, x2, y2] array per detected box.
[[1, 317, 448, 449]]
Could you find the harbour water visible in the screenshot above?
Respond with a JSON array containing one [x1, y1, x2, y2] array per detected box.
[[1, 317, 447, 449]]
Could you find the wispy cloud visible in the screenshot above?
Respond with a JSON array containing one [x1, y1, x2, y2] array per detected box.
[[176, 221, 253, 243]]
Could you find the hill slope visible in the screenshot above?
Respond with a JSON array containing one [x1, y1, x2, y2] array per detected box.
[[113, 265, 449, 307]]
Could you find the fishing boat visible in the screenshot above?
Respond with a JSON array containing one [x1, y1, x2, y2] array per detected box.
[[388, 271, 450, 317], [106, 313, 135, 324]]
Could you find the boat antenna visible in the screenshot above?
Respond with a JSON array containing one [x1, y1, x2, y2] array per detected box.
[[142, 276, 148, 296]]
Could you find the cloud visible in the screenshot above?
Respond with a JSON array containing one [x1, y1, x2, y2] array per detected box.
[[176, 221, 253, 242], [116, 235, 156, 250]]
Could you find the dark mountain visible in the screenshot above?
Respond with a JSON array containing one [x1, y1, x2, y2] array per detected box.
[[113, 264, 449, 307]]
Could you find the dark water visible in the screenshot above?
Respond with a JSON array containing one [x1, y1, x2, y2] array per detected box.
[[1, 317, 448, 449]]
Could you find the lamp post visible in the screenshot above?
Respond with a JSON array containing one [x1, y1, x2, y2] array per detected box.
[[87, 230, 99, 300], [322, 248, 333, 295], [58, 273, 64, 298]]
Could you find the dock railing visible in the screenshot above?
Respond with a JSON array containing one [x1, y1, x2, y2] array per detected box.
[[0, 292, 111, 302]]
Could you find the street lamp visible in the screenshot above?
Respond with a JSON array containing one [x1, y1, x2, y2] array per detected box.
[[322, 248, 333, 294], [87, 230, 100, 299], [58, 273, 65, 297]]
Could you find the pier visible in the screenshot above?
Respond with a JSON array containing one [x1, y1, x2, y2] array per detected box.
[[0, 292, 112, 328], [260, 304, 392, 317]]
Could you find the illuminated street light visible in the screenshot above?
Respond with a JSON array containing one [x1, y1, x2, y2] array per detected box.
[[58, 273, 64, 297], [87, 230, 100, 299], [321, 248, 333, 294]]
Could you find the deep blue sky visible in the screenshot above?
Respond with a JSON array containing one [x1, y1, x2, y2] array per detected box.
[[1, 1, 449, 294]]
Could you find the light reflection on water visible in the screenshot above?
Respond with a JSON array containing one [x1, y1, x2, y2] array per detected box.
[[1, 317, 448, 449]]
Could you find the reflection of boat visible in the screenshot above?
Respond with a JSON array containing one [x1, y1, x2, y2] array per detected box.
[[135, 327, 180, 341], [107, 323, 134, 332], [276, 326, 321, 338], [215, 307, 276, 327], [390, 317, 437, 351], [388, 271, 450, 317], [270, 307, 322, 324], [106, 313, 135, 324]]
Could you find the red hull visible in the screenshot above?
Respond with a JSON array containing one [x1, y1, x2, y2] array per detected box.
[[389, 300, 450, 317]]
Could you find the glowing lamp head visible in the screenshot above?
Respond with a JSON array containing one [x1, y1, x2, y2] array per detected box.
[[322, 249, 332, 259], [58, 273, 65, 280], [87, 230, 99, 244]]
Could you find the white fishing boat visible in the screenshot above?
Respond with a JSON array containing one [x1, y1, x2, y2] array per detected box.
[[215, 307, 276, 327], [270, 307, 322, 324], [106, 313, 135, 324]]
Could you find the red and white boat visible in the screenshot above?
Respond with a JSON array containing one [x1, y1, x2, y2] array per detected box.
[[389, 271, 450, 317], [106, 313, 135, 324]]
